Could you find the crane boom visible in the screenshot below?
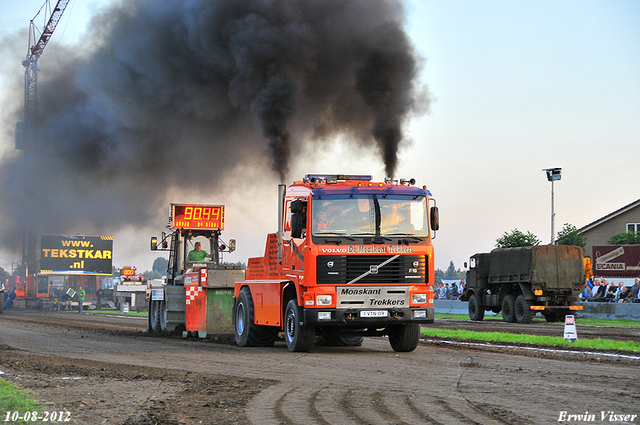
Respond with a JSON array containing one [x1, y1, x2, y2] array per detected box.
[[26, 0, 72, 60], [18, 0, 71, 277]]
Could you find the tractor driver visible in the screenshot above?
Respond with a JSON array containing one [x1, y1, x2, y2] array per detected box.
[[188, 242, 213, 262]]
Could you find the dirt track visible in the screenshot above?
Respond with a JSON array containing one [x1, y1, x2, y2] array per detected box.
[[1, 311, 639, 425]]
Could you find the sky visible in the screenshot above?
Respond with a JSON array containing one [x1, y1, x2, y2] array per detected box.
[[0, 0, 638, 274]]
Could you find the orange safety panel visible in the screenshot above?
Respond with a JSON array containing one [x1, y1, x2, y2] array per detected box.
[[185, 283, 207, 332]]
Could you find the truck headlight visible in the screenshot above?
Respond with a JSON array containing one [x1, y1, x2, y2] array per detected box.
[[413, 310, 427, 319], [317, 295, 332, 305], [318, 312, 331, 320], [412, 293, 427, 304]]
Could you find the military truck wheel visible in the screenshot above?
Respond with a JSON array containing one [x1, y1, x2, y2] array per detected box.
[[468, 294, 484, 321], [284, 299, 315, 352], [501, 295, 517, 323], [515, 295, 533, 323], [388, 323, 421, 352]]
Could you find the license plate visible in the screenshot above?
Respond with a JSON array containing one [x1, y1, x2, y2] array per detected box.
[[360, 310, 388, 318]]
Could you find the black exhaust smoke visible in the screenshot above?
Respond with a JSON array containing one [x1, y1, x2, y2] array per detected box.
[[0, 0, 427, 247]]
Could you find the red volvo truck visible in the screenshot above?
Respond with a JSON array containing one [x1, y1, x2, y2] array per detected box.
[[233, 174, 440, 352]]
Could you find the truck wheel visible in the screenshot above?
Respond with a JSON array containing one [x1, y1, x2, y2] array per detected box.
[[235, 287, 257, 347], [0, 295, 4, 314], [515, 295, 533, 323], [501, 295, 517, 323], [388, 323, 421, 352], [234, 287, 279, 347], [148, 300, 161, 333], [158, 300, 167, 332], [284, 299, 315, 352], [468, 294, 484, 321]]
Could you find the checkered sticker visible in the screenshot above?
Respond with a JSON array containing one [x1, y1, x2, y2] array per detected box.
[[185, 285, 202, 305]]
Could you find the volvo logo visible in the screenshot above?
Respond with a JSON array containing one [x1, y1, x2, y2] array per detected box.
[[327, 261, 334, 268]]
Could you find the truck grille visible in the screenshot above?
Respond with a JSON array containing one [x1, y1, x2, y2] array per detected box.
[[317, 255, 427, 285]]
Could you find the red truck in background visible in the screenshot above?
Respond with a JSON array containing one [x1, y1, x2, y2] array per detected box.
[[233, 174, 440, 352]]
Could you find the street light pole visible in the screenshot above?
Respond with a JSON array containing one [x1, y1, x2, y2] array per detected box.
[[543, 168, 562, 244]]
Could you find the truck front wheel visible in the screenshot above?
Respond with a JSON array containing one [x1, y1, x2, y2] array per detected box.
[[468, 294, 484, 321], [515, 295, 533, 323], [284, 299, 315, 352], [388, 323, 421, 352], [501, 295, 517, 323], [235, 287, 279, 347]]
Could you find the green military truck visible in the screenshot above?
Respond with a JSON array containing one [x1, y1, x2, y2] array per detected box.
[[460, 245, 584, 323]]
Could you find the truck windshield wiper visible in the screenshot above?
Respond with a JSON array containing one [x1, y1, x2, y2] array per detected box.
[[383, 233, 423, 243]]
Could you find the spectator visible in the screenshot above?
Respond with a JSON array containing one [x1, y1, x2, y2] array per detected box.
[[579, 284, 591, 302], [589, 279, 601, 301], [457, 280, 465, 297], [439, 283, 447, 300], [617, 286, 630, 302], [605, 281, 617, 301], [77, 287, 86, 314], [5, 289, 15, 310], [627, 278, 640, 303]]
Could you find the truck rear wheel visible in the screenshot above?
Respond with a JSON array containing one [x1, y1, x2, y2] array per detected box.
[[515, 295, 533, 323], [468, 294, 484, 321], [501, 295, 517, 323], [284, 299, 315, 352], [235, 287, 279, 347], [388, 323, 421, 352]]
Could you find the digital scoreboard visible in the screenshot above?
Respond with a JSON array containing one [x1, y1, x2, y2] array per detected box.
[[170, 204, 224, 230]]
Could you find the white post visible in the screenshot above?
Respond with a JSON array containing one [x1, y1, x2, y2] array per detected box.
[[551, 179, 555, 244]]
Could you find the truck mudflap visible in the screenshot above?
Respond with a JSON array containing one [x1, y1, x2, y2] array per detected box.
[[303, 306, 434, 326]]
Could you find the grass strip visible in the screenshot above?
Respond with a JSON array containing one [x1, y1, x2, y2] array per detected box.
[[421, 328, 640, 352], [0, 378, 42, 424], [434, 313, 640, 327]]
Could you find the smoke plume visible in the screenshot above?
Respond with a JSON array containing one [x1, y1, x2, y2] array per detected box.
[[0, 0, 426, 250]]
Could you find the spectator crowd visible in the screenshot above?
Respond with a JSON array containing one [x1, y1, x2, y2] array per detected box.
[[434, 279, 466, 300], [579, 277, 640, 303]]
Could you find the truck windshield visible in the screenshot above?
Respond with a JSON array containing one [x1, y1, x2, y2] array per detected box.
[[311, 194, 428, 238]]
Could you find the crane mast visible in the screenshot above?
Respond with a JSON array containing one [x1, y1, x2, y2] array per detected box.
[[17, 0, 71, 277]]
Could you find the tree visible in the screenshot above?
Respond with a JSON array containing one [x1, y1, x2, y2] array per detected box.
[[445, 261, 456, 278], [0, 266, 7, 283], [152, 257, 168, 273], [556, 223, 585, 249], [608, 231, 640, 245], [495, 229, 541, 248], [143, 270, 163, 280]]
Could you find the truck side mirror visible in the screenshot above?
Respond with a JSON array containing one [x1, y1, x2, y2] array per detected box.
[[430, 206, 440, 231], [228, 239, 236, 253], [150, 237, 158, 251]]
